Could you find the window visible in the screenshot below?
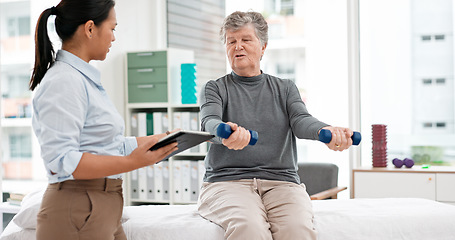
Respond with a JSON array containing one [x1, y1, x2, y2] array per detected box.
[[421, 35, 432, 41], [435, 34, 445, 41], [435, 78, 446, 84], [264, 0, 295, 16], [0, 0, 49, 196], [359, 0, 455, 167], [280, 0, 294, 15], [422, 78, 432, 85], [7, 16, 30, 37], [9, 133, 32, 159], [276, 63, 295, 82], [436, 122, 447, 128]]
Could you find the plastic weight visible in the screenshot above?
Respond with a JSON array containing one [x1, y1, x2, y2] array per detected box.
[[318, 129, 361, 145], [216, 123, 258, 145], [392, 158, 404, 168], [393, 158, 414, 168]]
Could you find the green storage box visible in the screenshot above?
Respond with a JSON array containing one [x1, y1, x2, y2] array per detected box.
[[127, 67, 167, 84], [127, 51, 167, 68], [128, 83, 168, 103]]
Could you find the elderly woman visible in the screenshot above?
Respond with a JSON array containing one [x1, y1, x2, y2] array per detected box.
[[198, 11, 354, 240]]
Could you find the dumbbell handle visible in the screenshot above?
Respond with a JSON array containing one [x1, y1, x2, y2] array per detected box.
[[216, 123, 258, 145], [319, 129, 361, 145]]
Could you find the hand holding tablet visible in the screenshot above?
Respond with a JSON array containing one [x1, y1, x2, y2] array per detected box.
[[149, 130, 214, 159]]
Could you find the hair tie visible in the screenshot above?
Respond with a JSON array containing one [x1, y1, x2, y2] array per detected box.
[[50, 6, 57, 15]]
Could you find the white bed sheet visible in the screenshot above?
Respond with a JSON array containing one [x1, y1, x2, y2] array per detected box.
[[2, 198, 455, 240], [0, 223, 35, 240], [312, 198, 455, 240], [122, 204, 224, 240]]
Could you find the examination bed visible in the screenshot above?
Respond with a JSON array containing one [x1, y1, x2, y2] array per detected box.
[[1, 189, 455, 240]]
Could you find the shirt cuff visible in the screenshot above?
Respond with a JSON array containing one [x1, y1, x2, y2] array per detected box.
[[124, 136, 138, 155], [65, 151, 83, 174], [46, 151, 83, 183], [205, 120, 223, 144]]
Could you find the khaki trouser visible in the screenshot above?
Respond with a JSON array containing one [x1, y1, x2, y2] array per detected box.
[[36, 178, 126, 240], [198, 178, 317, 240]]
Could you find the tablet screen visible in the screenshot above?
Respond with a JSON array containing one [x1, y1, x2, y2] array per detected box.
[[149, 130, 214, 159]]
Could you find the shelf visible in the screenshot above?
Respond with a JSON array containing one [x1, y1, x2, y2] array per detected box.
[[353, 167, 455, 203], [127, 103, 200, 110], [1, 118, 32, 127], [174, 152, 207, 157], [354, 165, 455, 173], [173, 201, 198, 205], [2, 179, 48, 194], [170, 103, 199, 108], [125, 49, 203, 206], [129, 199, 171, 204], [0, 202, 21, 214], [127, 103, 170, 109]]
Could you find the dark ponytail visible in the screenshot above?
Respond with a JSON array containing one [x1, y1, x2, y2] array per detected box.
[[30, 8, 54, 91], [29, 0, 115, 91]]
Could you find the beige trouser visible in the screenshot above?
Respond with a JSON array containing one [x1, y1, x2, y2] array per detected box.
[[36, 178, 126, 240], [198, 178, 317, 240]]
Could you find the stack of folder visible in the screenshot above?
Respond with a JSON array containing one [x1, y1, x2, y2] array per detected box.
[[130, 160, 205, 203]]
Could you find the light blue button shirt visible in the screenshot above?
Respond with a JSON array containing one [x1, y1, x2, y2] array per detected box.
[[32, 50, 137, 183]]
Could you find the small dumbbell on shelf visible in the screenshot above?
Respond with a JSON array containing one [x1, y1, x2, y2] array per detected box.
[[392, 158, 415, 168]]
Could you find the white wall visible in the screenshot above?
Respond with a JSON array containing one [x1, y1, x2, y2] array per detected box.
[[94, 0, 167, 117]]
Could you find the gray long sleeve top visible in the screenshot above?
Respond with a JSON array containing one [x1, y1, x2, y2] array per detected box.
[[200, 71, 329, 184]]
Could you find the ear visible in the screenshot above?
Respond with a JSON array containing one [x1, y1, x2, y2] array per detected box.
[[84, 20, 95, 39], [261, 42, 267, 58]]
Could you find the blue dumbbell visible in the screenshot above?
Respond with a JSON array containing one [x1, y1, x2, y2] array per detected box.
[[216, 123, 258, 145], [319, 129, 361, 145]]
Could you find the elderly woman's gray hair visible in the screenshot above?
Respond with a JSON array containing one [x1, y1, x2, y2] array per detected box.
[[220, 11, 268, 46]]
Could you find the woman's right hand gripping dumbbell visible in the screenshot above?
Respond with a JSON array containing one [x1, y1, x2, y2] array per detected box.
[[220, 122, 251, 150]]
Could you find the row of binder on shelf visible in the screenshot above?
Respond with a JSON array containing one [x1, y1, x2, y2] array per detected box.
[[131, 111, 204, 154], [130, 160, 205, 203]]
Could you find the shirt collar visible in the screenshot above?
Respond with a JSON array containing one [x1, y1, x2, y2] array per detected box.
[[55, 50, 102, 87], [231, 70, 265, 84]]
